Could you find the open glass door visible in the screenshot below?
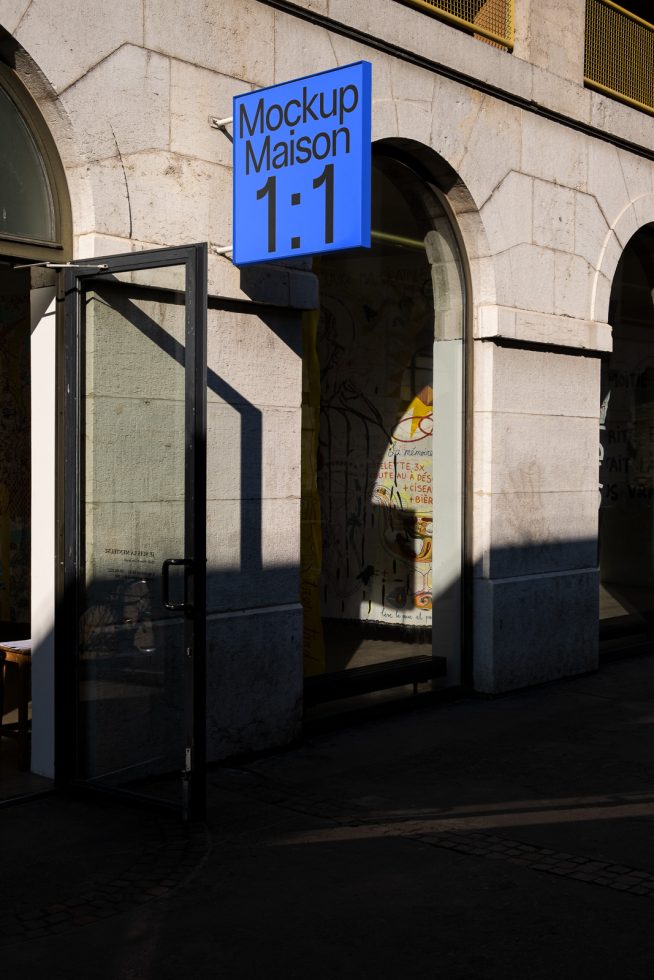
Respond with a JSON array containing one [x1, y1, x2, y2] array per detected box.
[[62, 244, 207, 821]]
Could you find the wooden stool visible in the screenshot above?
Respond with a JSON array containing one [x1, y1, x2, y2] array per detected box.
[[0, 639, 32, 771]]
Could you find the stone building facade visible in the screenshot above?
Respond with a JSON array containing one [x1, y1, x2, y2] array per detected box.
[[1, 0, 653, 800]]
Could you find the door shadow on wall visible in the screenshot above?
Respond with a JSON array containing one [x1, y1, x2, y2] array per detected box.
[[90, 283, 312, 600]]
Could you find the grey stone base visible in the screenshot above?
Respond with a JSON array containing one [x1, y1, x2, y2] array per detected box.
[[206, 604, 303, 761], [473, 568, 599, 693]]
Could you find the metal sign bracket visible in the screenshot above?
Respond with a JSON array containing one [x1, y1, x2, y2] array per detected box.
[[13, 260, 110, 270]]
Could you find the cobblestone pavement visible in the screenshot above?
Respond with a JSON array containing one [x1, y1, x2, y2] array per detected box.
[[211, 767, 654, 899], [4, 655, 654, 979], [0, 798, 211, 948], [417, 830, 654, 895]]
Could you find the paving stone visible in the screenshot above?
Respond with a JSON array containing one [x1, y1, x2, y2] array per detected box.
[[416, 827, 654, 904], [45, 913, 69, 925]]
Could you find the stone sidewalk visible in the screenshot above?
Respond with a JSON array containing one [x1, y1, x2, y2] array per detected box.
[[3, 653, 654, 978]]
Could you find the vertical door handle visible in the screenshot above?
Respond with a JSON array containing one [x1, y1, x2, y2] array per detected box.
[[162, 558, 193, 611]]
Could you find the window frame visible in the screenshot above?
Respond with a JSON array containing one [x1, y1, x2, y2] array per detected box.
[[0, 61, 71, 263]]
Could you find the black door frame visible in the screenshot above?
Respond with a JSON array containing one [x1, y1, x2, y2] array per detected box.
[[55, 243, 207, 821]]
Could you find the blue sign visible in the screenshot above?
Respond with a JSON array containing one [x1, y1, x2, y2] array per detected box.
[[232, 61, 371, 266]]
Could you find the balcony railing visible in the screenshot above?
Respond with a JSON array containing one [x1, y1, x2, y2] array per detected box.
[[585, 0, 654, 115], [395, 0, 514, 50]]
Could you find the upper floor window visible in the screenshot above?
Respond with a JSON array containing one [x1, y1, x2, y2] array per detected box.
[[395, 1, 514, 51], [585, 0, 654, 115], [0, 62, 70, 262], [0, 84, 55, 245]]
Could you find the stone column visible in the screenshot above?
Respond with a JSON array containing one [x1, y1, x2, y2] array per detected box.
[[513, 0, 586, 84], [472, 307, 611, 692]]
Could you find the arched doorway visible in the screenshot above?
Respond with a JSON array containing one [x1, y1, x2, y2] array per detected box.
[[599, 224, 654, 646], [302, 148, 466, 710], [0, 60, 71, 797]]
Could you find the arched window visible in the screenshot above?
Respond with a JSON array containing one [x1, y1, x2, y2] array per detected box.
[[302, 148, 466, 700], [0, 63, 70, 261], [600, 224, 654, 644]]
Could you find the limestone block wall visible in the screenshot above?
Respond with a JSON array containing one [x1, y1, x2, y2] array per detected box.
[[205, 303, 303, 757], [0, 0, 312, 759], [276, 0, 652, 691], [3, 0, 654, 741], [514, 0, 586, 83]]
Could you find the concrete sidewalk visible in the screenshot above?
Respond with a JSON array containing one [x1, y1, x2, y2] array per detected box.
[[3, 653, 654, 978]]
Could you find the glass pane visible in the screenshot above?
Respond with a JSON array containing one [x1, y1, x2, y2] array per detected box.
[[600, 227, 654, 635], [77, 266, 187, 805], [316, 245, 435, 644], [0, 86, 56, 244], [303, 155, 464, 693]]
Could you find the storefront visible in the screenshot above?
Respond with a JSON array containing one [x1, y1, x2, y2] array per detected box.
[[0, 53, 468, 814], [3, 0, 654, 818]]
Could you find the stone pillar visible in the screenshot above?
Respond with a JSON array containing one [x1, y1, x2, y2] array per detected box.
[[472, 308, 611, 692], [513, 0, 586, 84]]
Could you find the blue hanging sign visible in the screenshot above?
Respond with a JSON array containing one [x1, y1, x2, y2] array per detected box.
[[232, 61, 372, 266]]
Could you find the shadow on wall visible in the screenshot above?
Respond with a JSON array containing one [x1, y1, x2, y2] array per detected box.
[[40, 277, 625, 770]]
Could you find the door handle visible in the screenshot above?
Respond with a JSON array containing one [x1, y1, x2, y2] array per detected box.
[[162, 558, 193, 611]]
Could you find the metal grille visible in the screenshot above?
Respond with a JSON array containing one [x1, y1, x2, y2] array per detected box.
[[395, 0, 514, 49], [585, 0, 654, 115]]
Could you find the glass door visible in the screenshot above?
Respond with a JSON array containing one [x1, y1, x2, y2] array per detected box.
[[62, 244, 207, 820]]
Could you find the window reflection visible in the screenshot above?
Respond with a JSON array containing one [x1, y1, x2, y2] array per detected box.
[[600, 226, 654, 634], [0, 85, 56, 244], [302, 153, 464, 685]]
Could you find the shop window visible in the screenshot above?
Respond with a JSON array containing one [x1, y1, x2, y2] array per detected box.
[[600, 225, 654, 641], [302, 150, 465, 705], [0, 63, 69, 795]]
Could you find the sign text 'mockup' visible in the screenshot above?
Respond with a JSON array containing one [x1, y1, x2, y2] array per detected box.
[[239, 82, 360, 175]]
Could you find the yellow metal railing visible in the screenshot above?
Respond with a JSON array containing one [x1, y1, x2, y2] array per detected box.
[[585, 0, 654, 115], [395, 0, 514, 50]]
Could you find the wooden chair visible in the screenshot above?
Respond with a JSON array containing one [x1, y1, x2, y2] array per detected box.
[[0, 639, 32, 771]]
